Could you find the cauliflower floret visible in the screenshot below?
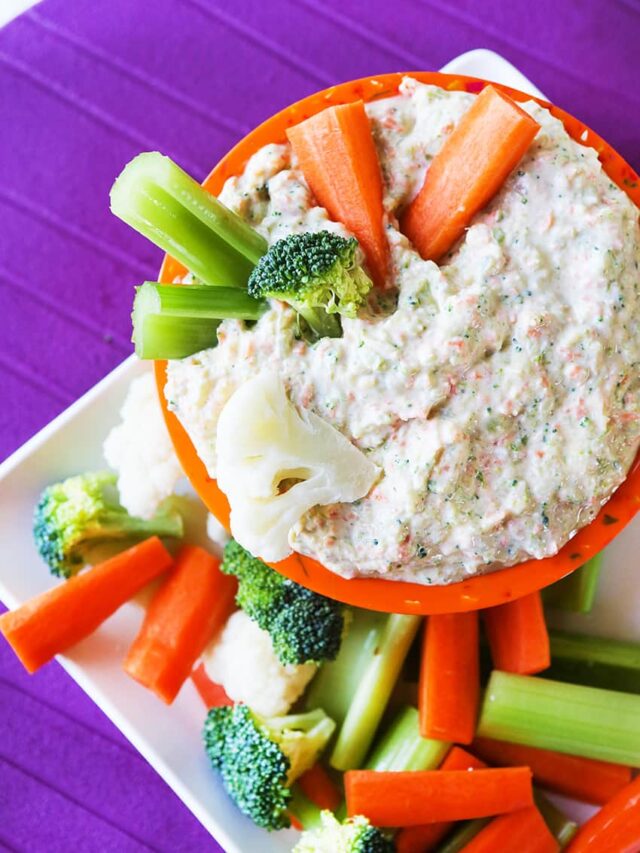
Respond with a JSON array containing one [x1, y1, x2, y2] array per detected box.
[[103, 372, 183, 519], [206, 512, 230, 549], [202, 610, 317, 717], [216, 370, 380, 562]]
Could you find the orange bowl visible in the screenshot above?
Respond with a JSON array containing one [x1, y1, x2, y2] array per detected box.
[[155, 71, 640, 614]]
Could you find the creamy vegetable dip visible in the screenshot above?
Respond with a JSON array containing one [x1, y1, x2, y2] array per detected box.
[[166, 77, 640, 585]]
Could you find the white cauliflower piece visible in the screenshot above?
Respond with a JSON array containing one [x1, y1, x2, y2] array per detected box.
[[206, 512, 230, 549], [103, 372, 183, 519], [216, 371, 380, 562], [202, 610, 316, 716]]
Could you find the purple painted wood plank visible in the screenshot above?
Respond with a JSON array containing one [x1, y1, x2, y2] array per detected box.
[[0, 623, 217, 852], [0, 758, 158, 853], [0, 0, 638, 850]]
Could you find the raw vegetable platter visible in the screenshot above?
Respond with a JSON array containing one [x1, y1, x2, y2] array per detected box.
[[2, 51, 640, 853]]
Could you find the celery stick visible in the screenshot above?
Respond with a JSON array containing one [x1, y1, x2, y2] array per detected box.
[[110, 152, 268, 287], [534, 790, 577, 848], [478, 671, 640, 765], [436, 818, 489, 852], [545, 630, 640, 694], [140, 282, 266, 320], [136, 313, 220, 360], [132, 281, 265, 359], [544, 553, 603, 613], [330, 614, 422, 771], [366, 705, 450, 771], [288, 786, 323, 831], [305, 608, 387, 726]]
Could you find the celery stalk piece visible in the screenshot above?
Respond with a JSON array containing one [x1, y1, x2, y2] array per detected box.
[[478, 670, 640, 765], [132, 281, 265, 359], [110, 152, 268, 287], [366, 705, 450, 772], [545, 630, 640, 694], [533, 790, 578, 848], [544, 552, 603, 613], [330, 614, 422, 771], [436, 818, 490, 853], [305, 608, 387, 726], [139, 282, 266, 320], [288, 786, 324, 831], [136, 313, 220, 360]]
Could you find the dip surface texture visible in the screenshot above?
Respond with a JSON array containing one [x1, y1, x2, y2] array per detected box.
[[166, 79, 640, 585]]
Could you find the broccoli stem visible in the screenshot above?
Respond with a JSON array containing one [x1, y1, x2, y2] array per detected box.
[[330, 615, 422, 771], [544, 553, 603, 613], [99, 510, 183, 541], [304, 608, 387, 726], [291, 301, 342, 339], [132, 281, 266, 359], [544, 630, 640, 694], [110, 152, 268, 287], [366, 705, 450, 772], [478, 670, 640, 765]]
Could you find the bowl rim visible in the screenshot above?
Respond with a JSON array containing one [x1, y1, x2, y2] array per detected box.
[[155, 70, 640, 614]]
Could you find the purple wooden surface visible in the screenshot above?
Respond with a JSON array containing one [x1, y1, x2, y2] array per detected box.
[[0, 0, 638, 849]]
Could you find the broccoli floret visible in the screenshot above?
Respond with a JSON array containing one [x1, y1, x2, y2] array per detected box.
[[293, 811, 394, 853], [203, 704, 335, 831], [247, 231, 372, 338], [33, 471, 183, 578], [221, 539, 346, 665]]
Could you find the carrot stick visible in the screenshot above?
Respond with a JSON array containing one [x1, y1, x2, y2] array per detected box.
[[472, 737, 631, 805], [297, 764, 342, 812], [441, 746, 487, 772], [401, 85, 540, 262], [483, 591, 550, 675], [191, 661, 233, 708], [345, 767, 533, 827], [124, 545, 237, 704], [419, 611, 479, 744], [568, 775, 640, 852], [396, 824, 450, 853], [396, 748, 488, 851], [462, 806, 559, 853], [287, 101, 389, 287], [0, 537, 173, 673], [288, 813, 303, 831]]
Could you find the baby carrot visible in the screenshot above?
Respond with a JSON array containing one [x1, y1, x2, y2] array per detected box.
[[124, 545, 237, 703], [471, 737, 631, 805], [462, 806, 558, 853], [287, 101, 389, 287], [345, 766, 533, 827], [483, 591, 550, 675], [568, 774, 640, 852], [0, 537, 173, 673], [297, 764, 342, 812], [191, 662, 233, 708], [402, 85, 540, 261], [396, 747, 488, 851], [419, 611, 479, 744]]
